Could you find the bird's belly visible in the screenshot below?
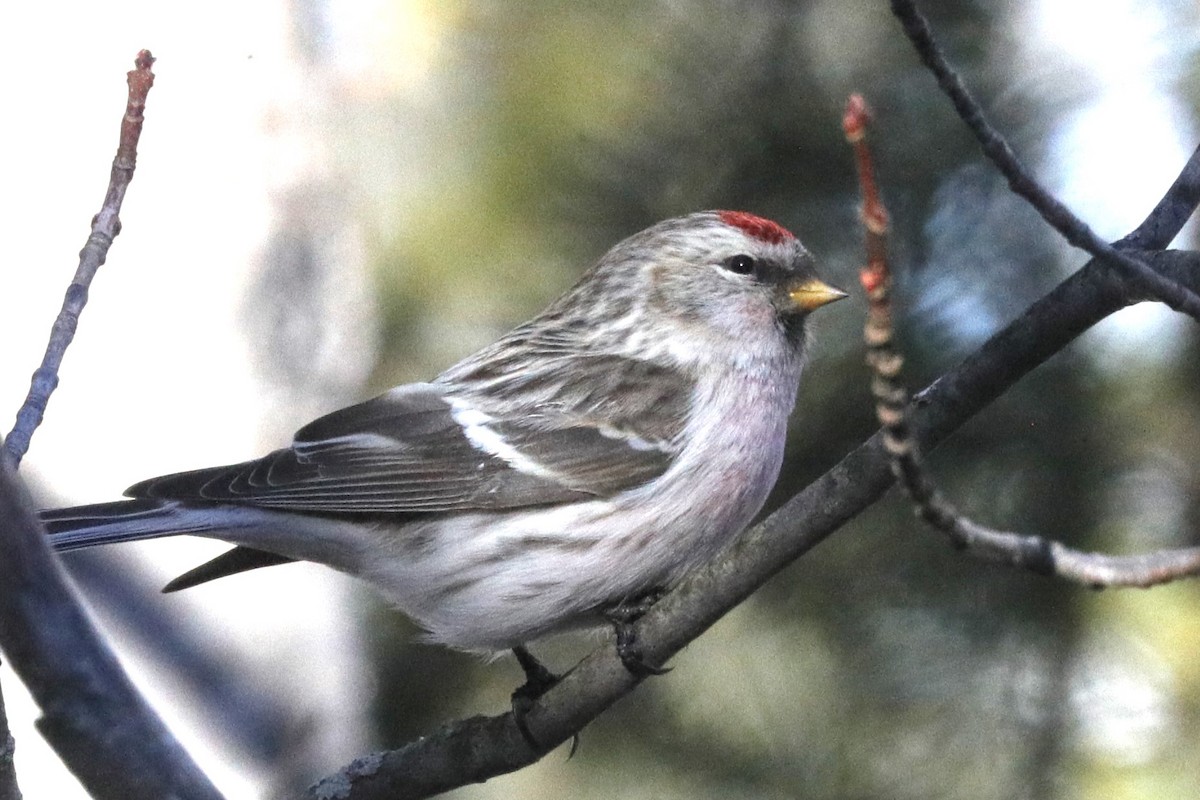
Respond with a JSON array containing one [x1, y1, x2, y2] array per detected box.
[[359, 385, 791, 653]]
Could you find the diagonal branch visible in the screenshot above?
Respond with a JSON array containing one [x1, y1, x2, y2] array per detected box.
[[5, 50, 156, 467], [310, 247, 1200, 799], [889, 0, 1200, 319], [1119, 142, 1200, 250], [0, 448, 224, 800]]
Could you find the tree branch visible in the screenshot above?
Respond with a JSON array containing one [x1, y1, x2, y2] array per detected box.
[[1119, 142, 1200, 250], [847, 93, 1200, 588], [888, 0, 1200, 319], [5, 50, 156, 467], [62, 551, 299, 761], [0, 446, 223, 799]]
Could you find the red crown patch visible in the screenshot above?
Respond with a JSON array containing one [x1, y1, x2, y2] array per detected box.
[[717, 211, 795, 245]]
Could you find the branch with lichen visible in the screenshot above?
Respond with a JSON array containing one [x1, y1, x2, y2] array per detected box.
[[845, 93, 1200, 587]]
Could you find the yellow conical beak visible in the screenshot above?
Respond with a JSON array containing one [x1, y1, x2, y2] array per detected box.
[[788, 278, 849, 312]]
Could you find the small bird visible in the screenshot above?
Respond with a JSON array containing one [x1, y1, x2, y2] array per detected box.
[[41, 210, 844, 682]]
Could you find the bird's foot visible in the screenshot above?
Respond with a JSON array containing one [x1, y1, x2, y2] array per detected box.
[[510, 646, 579, 756], [604, 589, 671, 678]]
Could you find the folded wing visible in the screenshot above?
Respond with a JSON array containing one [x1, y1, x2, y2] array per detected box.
[[127, 380, 683, 514]]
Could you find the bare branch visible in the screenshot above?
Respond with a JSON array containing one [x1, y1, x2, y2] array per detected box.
[[930, 517, 1200, 588], [845, 94, 1200, 588], [0, 445, 223, 799], [888, 0, 1200, 319], [5, 50, 156, 467]]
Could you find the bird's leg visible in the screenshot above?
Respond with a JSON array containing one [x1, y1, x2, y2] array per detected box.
[[603, 588, 671, 678], [513, 645, 559, 699], [510, 645, 574, 753]]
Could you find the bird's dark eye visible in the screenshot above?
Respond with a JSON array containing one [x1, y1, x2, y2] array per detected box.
[[724, 254, 756, 275]]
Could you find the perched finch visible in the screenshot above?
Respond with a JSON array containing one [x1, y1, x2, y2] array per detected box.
[[42, 210, 844, 668]]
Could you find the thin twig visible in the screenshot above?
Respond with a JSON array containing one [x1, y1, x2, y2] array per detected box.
[[4, 50, 156, 467], [845, 93, 1200, 588], [888, 0, 1200, 319]]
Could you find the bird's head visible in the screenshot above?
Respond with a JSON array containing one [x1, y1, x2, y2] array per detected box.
[[556, 210, 846, 366]]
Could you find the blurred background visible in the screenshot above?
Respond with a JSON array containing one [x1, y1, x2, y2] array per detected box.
[[3, 0, 1200, 797]]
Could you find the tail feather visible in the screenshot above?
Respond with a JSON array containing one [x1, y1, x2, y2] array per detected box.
[[41, 500, 311, 591], [40, 499, 219, 552], [162, 547, 296, 592]]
